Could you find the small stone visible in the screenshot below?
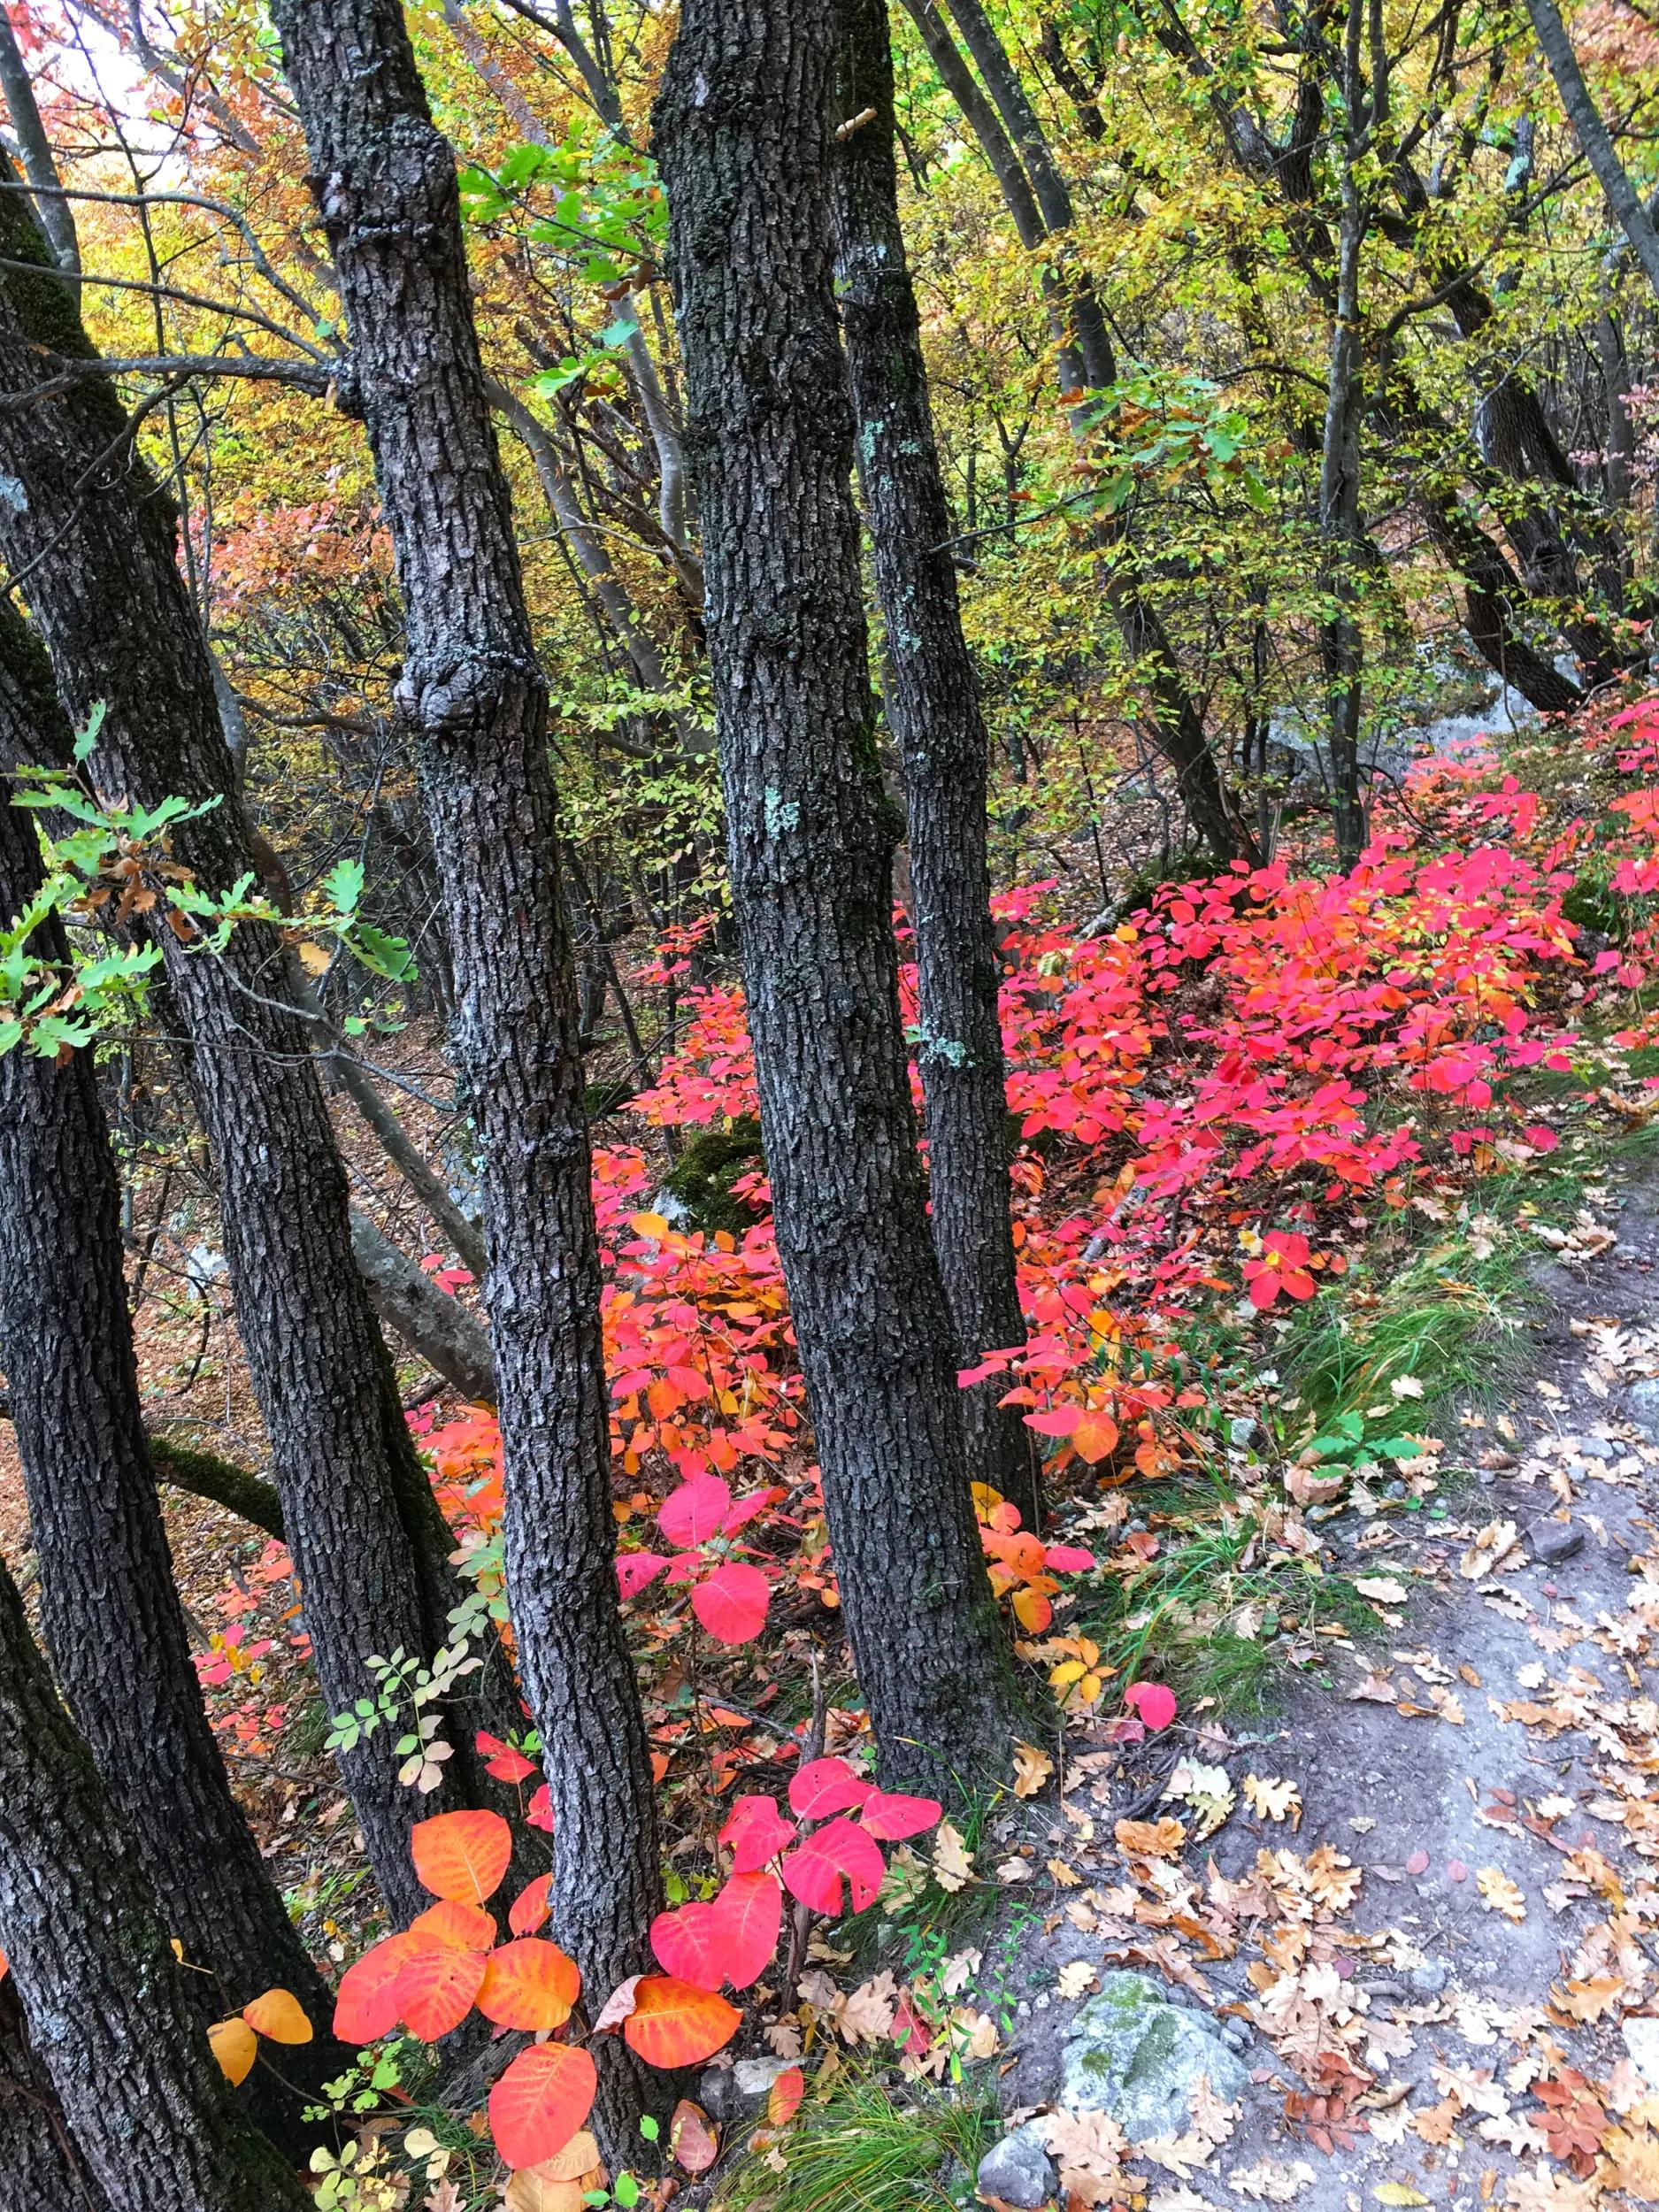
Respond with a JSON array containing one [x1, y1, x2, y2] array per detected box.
[[697, 2065, 744, 2124], [1229, 1416, 1258, 1448], [1572, 1435, 1615, 1461], [1534, 1526, 1586, 1565], [1625, 1379, 1659, 1441], [1625, 2017, 1659, 2091], [976, 2131, 1059, 2211], [1386, 1479, 1407, 1500], [1408, 1962, 1449, 1996], [733, 2056, 797, 2100], [1054, 1970, 1249, 2143]]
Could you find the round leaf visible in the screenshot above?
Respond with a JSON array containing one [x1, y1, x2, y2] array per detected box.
[[657, 1473, 732, 1548], [858, 1789, 943, 1843], [780, 1816, 887, 1916], [411, 1808, 513, 1905], [622, 1975, 741, 2068], [397, 1939, 488, 2039], [787, 1756, 872, 1820], [477, 1938, 581, 2031], [718, 1793, 796, 1873], [209, 2016, 257, 2086], [690, 1560, 771, 1645], [649, 1901, 725, 1992], [410, 1900, 498, 1952], [710, 1870, 782, 1991], [241, 1986, 313, 2045], [509, 1871, 554, 1938], [489, 2040, 598, 2171], [334, 1930, 424, 2044], [768, 2066, 804, 2125]]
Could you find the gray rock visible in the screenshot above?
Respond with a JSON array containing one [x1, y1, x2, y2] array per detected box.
[[1229, 1416, 1258, 1448], [1053, 1971, 1249, 2143], [1534, 1525, 1586, 1564], [1408, 1961, 1449, 1996], [1625, 1379, 1659, 1440], [1569, 1435, 1615, 1462], [697, 2055, 795, 2124], [977, 2130, 1058, 2209], [697, 2064, 745, 2124], [734, 2055, 798, 2099], [1624, 2016, 1659, 2091]]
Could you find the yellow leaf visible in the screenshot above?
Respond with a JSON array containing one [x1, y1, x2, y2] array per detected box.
[[1241, 1773, 1302, 1827], [209, 2016, 257, 2086], [241, 1987, 313, 2045], [1375, 2187, 1431, 2206], [628, 1211, 671, 1240], [1476, 1866, 1526, 1922]]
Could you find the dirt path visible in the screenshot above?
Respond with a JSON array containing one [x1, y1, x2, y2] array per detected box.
[[970, 1165, 1659, 2209]]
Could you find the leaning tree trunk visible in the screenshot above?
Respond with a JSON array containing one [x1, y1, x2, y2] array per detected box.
[[656, 0, 1018, 1786], [831, 0, 1036, 1527], [266, 0, 662, 2153], [0, 1979, 110, 2212], [0, 172, 513, 1925], [0, 626, 347, 2147], [1520, 0, 1659, 301], [0, 1550, 309, 2212]]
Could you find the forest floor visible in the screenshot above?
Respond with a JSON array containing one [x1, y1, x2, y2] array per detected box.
[[928, 1153, 1659, 2212]]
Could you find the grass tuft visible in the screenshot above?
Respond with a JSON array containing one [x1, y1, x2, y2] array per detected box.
[[714, 2070, 995, 2212]]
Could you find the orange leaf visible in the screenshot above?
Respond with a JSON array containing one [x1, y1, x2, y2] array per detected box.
[[209, 2016, 257, 2085], [411, 1809, 513, 1905], [477, 1939, 581, 2032], [1071, 1412, 1119, 1463], [489, 2041, 598, 2170], [509, 1872, 553, 1938], [241, 1987, 312, 2045], [622, 1975, 741, 2068], [396, 1939, 488, 2039], [410, 1900, 498, 1952]]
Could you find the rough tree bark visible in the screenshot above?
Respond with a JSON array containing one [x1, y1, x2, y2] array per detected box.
[[657, 0, 1018, 1786], [0, 624, 345, 2146], [0, 172, 511, 1924], [0, 1978, 110, 2211], [0, 1550, 309, 2212], [267, 0, 662, 2148], [831, 0, 1035, 1525], [1521, 0, 1659, 299]]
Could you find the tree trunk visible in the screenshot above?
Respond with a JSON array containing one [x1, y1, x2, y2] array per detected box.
[[656, 0, 1018, 1787], [0, 171, 511, 1925], [0, 1551, 309, 2212], [266, 0, 662, 2152], [0, 1979, 111, 2212], [1522, 0, 1659, 299], [831, 0, 1036, 1526], [1319, 62, 1368, 871], [0, 628, 346, 2147]]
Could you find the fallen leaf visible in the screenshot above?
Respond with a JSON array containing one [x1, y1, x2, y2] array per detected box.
[[1242, 1774, 1302, 1827], [1476, 1867, 1526, 1923], [1013, 1743, 1055, 1798], [932, 1821, 973, 1893]]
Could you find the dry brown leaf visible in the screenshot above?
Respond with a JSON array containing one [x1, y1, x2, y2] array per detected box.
[[1242, 1774, 1302, 1827], [932, 1820, 973, 1893], [1056, 1959, 1097, 2000], [1476, 1867, 1527, 1923], [835, 1970, 897, 2046], [1115, 1816, 1187, 1860], [1013, 1742, 1054, 1798]]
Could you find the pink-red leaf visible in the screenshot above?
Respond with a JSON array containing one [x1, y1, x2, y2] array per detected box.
[[657, 1474, 732, 1548], [780, 1816, 886, 1916], [333, 1932, 423, 2044], [787, 1756, 872, 1820], [768, 2066, 804, 2125], [718, 1793, 796, 1873], [691, 1560, 771, 1645], [858, 1788, 943, 1842], [649, 1901, 726, 1993], [1122, 1680, 1178, 1731], [710, 1870, 782, 1990], [616, 1552, 671, 1601]]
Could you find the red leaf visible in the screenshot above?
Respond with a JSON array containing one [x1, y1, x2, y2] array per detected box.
[[858, 1789, 942, 1842], [657, 1474, 733, 1548], [334, 1932, 422, 2044], [710, 1870, 782, 1990], [1122, 1680, 1177, 1732], [649, 1901, 726, 1992], [527, 1784, 554, 1832], [768, 2066, 804, 2126], [1024, 1405, 1082, 1437], [411, 1809, 513, 1905], [396, 1939, 488, 2039], [617, 1551, 671, 1601], [1041, 1544, 1096, 1574], [691, 1560, 771, 1645], [780, 1816, 887, 1915], [474, 1730, 537, 1784], [718, 1793, 797, 1873], [488, 2040, 597, 2170], [477, 1939, 581, 2031], [622, 1976, 741, 2068], [787, 1756, 872, 1820], [508, 1872, 553, 1938]]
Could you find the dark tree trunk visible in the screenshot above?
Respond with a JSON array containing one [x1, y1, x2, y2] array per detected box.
[[0, 628, 346, 2147], [656, 0, 1018, 1787], [0, 1979, 110, 2211], [1521, 0, 1659, 298], [0, 173, 512, 1925], [0, 1551, 309, 2212], [266, 0, 662, 2151], [831, 0, 1036, 1527]]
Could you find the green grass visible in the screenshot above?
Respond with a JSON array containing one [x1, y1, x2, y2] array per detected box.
[[715, 2072, 995, 2212]]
